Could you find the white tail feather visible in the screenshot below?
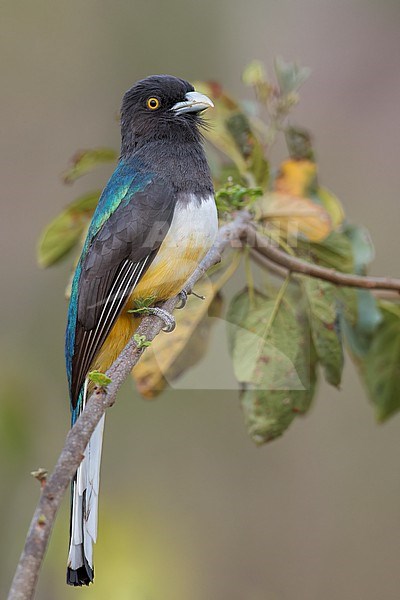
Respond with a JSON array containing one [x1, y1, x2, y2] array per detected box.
[[68, 397, 105, 572]]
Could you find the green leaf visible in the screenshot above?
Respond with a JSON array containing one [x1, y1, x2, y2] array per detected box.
[[133, 334, 152, 349], [356, 290, 382, 333], [341, 290, 382, 357], [37, 190, 100, 267], [127, 295, 157, 315], [240, 346, 317, 445], [215, 182, 263, 214], [225, 112, 270, 187], [240, 388, 297, 444], [336, 286, 358, 326], [274, 56, 311, 95], [343, 223, 375, 275], [194, 81, 269, 187], [313, 187, 345, 229], [285, 126, 314, 161], [303, 278, 344, 387], [227, 289, 302, 387], [227, 288, 318, 444], [62, 147, 117, 184], [88, 370, 112, 386], [361, 304, 400, 421], [300, 231, 354, 273]]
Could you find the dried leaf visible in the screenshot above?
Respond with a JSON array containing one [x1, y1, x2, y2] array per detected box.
[[256, 192, 332, 242], [254, 157, 334, 242], [275, 148, 345, 236], [132, 278, 224, 398]]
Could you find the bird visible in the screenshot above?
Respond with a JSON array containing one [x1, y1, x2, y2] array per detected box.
[[65, 75, 217, 586]]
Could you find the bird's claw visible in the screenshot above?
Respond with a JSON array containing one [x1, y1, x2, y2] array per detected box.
[[176, 289, 205, 309], [176, 290, 188, 309], [147, 307, 176, 332]]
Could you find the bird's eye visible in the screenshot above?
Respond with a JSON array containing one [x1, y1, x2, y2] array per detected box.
[[146, 97, 160, 110]]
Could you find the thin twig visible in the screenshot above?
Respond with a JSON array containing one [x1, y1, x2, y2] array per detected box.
[[248, 229, 400, 292], [7, 211, 252, 600], [250, 248, 400, 298], [249, 247, 290, 280]]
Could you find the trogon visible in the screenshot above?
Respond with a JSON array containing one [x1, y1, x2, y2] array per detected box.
[[65, 75, 217, 586]]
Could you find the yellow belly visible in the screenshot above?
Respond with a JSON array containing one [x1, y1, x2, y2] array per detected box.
[[91, 195, 218, 375], [92, 244, 205, 373]]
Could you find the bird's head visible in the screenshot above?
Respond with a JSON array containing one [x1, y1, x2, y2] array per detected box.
[[120, 75, 213, 153]]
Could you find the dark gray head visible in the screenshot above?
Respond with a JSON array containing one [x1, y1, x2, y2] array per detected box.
[[120, 75, 213, 155]]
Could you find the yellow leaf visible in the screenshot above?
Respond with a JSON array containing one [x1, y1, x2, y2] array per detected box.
[[132, 252, 241, 397], [255, 192, 332, 242], [316, 186, 345, 229], [242, 60, 267, 87], [132, 280, 221, 398], [274, 159, 317, 197], [132, 278, 223, 398]]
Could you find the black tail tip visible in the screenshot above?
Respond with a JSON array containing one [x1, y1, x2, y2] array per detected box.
[[66, 563, 94, 586]]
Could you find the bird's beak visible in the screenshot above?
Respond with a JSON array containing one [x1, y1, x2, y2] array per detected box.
[[171, 91, 214, 115]]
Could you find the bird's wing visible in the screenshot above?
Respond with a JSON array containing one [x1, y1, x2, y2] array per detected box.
[[68, 175, 175, 407]]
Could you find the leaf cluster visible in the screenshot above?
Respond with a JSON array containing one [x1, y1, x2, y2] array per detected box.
[[127, 295, 157, 315]]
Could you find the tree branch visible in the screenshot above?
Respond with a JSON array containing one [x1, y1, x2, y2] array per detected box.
[[8, 209, 400, 599], [248, 228, 400, 292], [7, 211, 252, 600]]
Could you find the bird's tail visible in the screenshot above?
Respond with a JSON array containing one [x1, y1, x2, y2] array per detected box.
[[67, 382, 105, 586]]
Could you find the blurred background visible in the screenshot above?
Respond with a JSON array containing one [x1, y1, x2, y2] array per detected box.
[[1, 1, 400, 598]]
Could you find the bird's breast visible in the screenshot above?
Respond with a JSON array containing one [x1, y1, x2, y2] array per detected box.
[[131, 194, 218, 301]]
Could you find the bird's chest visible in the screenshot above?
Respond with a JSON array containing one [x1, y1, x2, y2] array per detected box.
[[131, 194, 217, 301]]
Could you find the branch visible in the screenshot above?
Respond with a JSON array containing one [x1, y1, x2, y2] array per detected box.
[[248, 228, 400, 292], [8, 209, 400, 599], [7, 210, 252, 600]]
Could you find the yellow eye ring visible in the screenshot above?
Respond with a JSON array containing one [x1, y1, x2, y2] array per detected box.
[[147, 97, 160, 110]]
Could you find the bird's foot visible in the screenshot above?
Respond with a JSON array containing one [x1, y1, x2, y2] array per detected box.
[[176, 290, 188, 309], [147, 307, 176, 332], [176, 289, 205, 309]]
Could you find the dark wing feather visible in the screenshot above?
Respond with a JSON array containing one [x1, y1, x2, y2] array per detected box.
[[70, 179, 175, 406]]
